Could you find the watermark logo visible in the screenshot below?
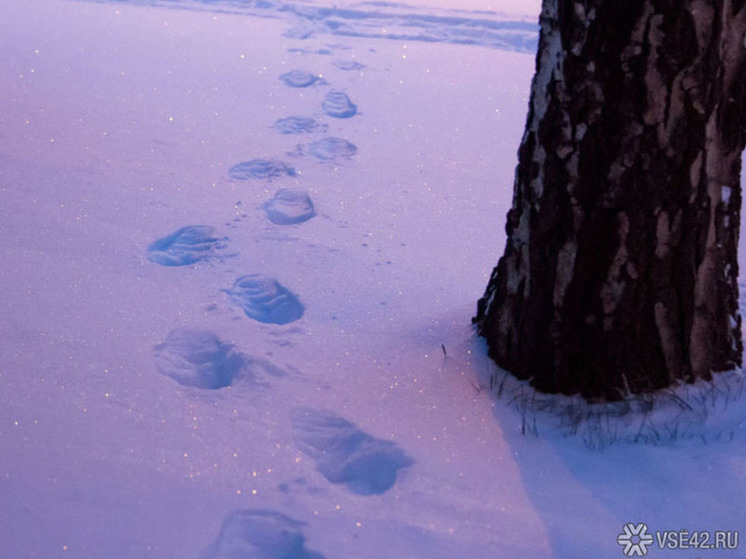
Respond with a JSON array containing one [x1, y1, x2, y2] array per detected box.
[[618, 523, 654, 557], [617, 523, 740, 555]]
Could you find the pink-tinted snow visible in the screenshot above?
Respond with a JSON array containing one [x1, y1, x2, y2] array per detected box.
[[0, 0, 744, 558]]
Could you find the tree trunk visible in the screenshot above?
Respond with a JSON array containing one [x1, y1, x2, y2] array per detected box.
[[474, 0, 746, 400]]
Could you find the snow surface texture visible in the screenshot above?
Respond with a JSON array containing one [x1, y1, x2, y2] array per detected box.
[[3, 0, 746, 558], [291, 408, 413, 495], [200, 510, 326, 559]]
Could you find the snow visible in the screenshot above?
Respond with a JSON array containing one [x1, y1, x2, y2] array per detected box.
[[1, 0, 745, 558]]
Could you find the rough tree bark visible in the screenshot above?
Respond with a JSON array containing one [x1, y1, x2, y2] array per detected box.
[[474, 0, 746, 400]]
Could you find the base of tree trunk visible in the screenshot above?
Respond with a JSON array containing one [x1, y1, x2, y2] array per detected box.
[[475, 0, 746, 401]]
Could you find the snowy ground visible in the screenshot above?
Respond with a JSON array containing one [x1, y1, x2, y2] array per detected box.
[[0, 1, 744, 558]]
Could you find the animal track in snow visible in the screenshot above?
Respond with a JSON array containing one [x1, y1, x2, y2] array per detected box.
[[307, 137, 358, 161], [263, 189, 316, 225], [225, 275, 305, 325], [279, 69, 322, 88], [147, 226, 228, 266], [272, 116, 326, 135], [200, 510, 326, 559], [291, 408, 413, 495], [153, 328, 245, 389], [322, 91, 357, 118], [228, 159, 296, 180]]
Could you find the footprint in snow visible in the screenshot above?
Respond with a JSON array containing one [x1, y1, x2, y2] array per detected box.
[[332, 60, 365, 71], [307, 137, 357, 161], [272, 116, 327, 135], [322, 91, 357, 118], [154, 328, 288, 389], [153, 329, 245, 389], [228, 159, 296, 180], [291, 408, 413, 495], [200, 509, 326, 559], [147, 226, 230, 266], [288, 47, 333, 56], [279, 69, 324, 88], [264, 189, 316, 225], [277, 476, 326, 496], [225, 275, 305, 325]]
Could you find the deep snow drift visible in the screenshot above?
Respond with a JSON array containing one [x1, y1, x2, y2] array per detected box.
[[0, 0, 744, 558]]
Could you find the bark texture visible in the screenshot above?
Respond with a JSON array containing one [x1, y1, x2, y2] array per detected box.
[[475, 0, 746, 400]]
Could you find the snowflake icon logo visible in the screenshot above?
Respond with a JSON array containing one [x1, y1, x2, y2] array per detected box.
[[617, 523, 654, 556]]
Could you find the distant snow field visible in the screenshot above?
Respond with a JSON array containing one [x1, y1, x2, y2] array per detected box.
[[1, 0, 745, 558]]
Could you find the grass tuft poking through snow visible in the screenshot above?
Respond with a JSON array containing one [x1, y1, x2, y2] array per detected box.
[[485, 362, 746, 451]]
